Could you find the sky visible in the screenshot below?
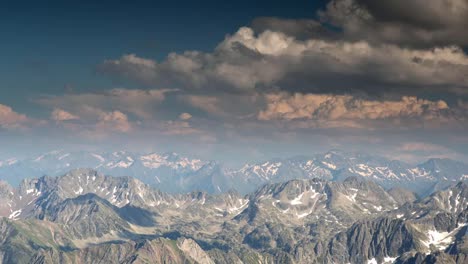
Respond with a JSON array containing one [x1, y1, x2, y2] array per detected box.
[[1, 0, 468, 164]]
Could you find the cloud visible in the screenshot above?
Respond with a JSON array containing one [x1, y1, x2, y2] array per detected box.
[[398, 142, 450, 153], [98, 28, 305, 92], [47, 104, 134, 139], [0, 104, 29, 129], [257, 93, 463, 129], [251, 17, 332, 40], [38, 88, 177, 138], [458, 100, 468, 109], [394, 141, 468, 162], [178, 93, 265, 119], [37, 88, 218, 140], [180, 95, 226, 116], [94, 109, 132, 133], [14, 5, 467, 161], [99, 27, 468, 97], [178, 112, 192, 120], [320, 0, 468, 47], [57, 107, 133, 140], [159, 120, 199, 135], [355, 0, 468, 30], [38, 88, 176, 120], [51, 108, 79, 121]]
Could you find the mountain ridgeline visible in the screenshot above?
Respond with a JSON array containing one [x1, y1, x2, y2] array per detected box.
[[0, 168, 467, 263], [0, 150, 467, 196]]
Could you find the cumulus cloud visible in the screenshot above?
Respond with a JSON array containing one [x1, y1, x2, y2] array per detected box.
[[38, 88, 175, 120], [37, 88, 182, 138], [178, 112, 192, 120], [99, 27, 468, 96], [51, 108, 79, 121], [95, 109, 132, 133], [37, 88, 220, 140], [57, 106, 132, 140], [0, 104, 29, 129], [257, 93, 462, 128], [46, 104, 133, 139]]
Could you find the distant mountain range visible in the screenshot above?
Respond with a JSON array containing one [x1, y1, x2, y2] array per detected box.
[[0, 169, 466, 263], [0, 150, 467, 196]]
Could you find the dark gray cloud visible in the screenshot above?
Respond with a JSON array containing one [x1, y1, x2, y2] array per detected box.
[[251, 17, 336, 40], [355, 0, 468, 30], [320, 0, 468, 48], [251, 1, 468, 48]]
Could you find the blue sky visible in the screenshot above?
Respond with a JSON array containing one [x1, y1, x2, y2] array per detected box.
[[1, 0, 467, 164]]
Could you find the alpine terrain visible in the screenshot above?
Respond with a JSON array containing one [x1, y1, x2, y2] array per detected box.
[[0, 150, 466, 196], [0, 168, 466, 263]]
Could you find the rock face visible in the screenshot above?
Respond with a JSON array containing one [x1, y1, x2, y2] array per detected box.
[[177, 238, 215, 264], [0, 169, 467, 263], [325, 218, 419, 263]]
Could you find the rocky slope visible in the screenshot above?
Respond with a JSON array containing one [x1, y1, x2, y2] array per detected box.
[[0, 169, 467, 263]]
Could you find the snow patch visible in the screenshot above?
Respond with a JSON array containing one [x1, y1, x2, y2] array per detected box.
[[74, 186, 84, 195], [291, 192, 304, 205], [8, 209, 22, 220], [91, 153, 105, 162], [383, 256, 397, 263], [421, 224, 467, 252], [321, 161, 336, 170]]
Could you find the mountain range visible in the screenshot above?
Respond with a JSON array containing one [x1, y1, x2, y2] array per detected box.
[[0, 150, 467, 196], [0, 168, 466, 263]]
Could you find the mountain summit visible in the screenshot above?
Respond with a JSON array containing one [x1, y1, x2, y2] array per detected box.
[[1, 151, 466, 196]]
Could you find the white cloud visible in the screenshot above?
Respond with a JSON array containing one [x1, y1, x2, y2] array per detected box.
[[51, 108, 80, 121], [50, 106, 132, 139], [116, 54, 156, 68], [95, 110, 132, 133], [179, 112, 192, 120], [0, 104, 29, 129]]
